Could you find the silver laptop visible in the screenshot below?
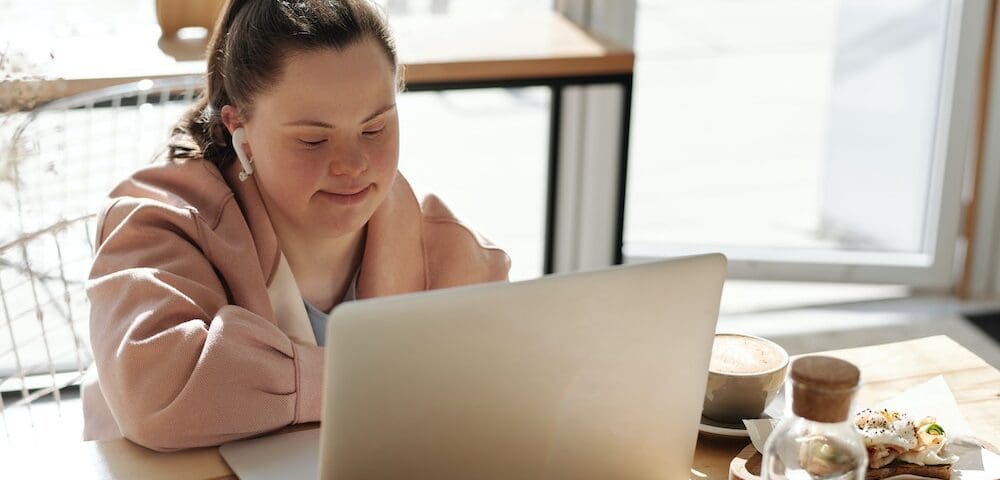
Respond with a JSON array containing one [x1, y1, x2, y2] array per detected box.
[[319, 254, 727, 479]]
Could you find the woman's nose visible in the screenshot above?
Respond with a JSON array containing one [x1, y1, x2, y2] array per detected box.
[[328, 145, 368, 177]]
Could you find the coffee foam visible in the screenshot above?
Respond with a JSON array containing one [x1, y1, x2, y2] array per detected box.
[[709, 334, 785, 374]]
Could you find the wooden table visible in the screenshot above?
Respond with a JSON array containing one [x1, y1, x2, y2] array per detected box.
[[690, 335, 1000, 479], [8, 335, 996, 479], [2, 11, 635, 272]]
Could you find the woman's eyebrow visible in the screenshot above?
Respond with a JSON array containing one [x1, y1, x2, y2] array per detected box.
[[283, 119, 334, 128], [362, 103, 396, 123], [282, 103, 396, 129]]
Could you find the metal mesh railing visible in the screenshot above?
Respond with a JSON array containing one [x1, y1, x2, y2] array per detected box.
[[1, 75, 205, 241], [0, 214, 95, 441], [0, 76, 204, 443]]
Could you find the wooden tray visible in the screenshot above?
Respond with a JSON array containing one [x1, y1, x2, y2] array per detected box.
[[729, 444, 762, 480]]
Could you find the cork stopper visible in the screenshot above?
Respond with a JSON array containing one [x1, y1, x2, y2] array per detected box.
[[790, 356, 860, 423]]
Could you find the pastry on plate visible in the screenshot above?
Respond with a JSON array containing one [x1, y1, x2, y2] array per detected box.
[[854, 409, 958, 480]]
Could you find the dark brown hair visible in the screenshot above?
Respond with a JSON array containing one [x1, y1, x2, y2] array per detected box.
[[168, 0, 401, 167]]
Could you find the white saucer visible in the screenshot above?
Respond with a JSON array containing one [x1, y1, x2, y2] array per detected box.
[[698, 415, 752, 438], [700, 390, 787, 439]]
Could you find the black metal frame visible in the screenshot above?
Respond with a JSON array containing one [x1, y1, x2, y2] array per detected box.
[[406, 73, 634, 274]]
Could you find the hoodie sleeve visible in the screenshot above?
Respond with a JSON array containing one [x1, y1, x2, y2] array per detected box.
[[419, 193, 512, 287], [86, 198, 323, 451]]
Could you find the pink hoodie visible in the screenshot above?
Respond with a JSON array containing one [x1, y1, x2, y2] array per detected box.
[[82, 158, 510, 451]]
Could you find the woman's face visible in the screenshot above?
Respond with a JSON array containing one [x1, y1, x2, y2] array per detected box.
[[226, 39, 399, 239]]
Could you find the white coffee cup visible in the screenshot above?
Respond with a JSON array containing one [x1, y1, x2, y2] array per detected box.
[[702, 333, 789, 424]]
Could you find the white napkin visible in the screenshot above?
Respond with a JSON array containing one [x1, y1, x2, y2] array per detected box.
[[743, 376, 1000, 479]]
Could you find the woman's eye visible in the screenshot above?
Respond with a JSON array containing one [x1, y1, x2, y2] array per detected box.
[[363, 126, 385, 137], [299, 139, 327, 147]]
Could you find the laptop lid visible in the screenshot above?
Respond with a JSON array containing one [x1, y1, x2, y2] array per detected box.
[[319, 254, 726, 479]]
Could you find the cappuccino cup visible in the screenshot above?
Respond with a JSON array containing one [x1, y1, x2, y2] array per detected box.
[[702, 333, 788, 424]]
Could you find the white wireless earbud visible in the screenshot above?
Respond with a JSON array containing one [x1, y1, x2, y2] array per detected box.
[[232, 127, 254, 182]]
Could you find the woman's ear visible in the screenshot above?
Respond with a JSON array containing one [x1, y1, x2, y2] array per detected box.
[[220, 105, 243, 134]]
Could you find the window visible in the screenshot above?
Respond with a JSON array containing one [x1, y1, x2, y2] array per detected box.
[[621, 0, 988, 288]]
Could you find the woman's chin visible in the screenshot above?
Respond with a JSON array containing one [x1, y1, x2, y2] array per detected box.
[[307, 214, 369, 238]]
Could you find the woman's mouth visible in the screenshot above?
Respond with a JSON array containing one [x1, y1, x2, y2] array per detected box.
[[318, 184, 372, 205]]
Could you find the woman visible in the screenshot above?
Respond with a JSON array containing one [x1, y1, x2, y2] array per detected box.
[[82, 0, 510, 451]]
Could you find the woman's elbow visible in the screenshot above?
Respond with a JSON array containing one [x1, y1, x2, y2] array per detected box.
[[117, 411, 213, 452]]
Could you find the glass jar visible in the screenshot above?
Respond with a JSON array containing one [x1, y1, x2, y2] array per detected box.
[[761, 356, 868, 479]]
